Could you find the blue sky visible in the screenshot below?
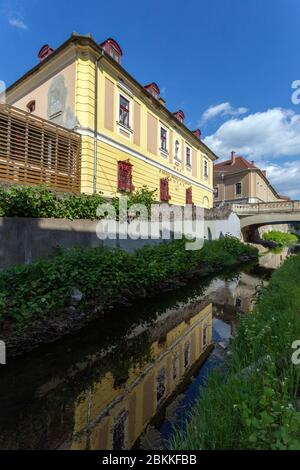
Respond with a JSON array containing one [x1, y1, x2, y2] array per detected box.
[[1, 0, 300, 197]]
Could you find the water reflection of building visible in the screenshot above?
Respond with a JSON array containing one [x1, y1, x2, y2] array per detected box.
[[259, 248, 289, 270], [69, 304, 212, 450]]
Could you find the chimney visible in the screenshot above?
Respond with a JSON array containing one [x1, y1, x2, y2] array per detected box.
[[193, 129, 202, 140], [38, 44, 54, 62], [231, 151, 236, 165]]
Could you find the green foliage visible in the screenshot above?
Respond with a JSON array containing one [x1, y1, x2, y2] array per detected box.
[[0, 185, 105, 220], [171, 254, 300, 450], [112, 186, 157, 218], [0, 236, 257, 329], [0, 184, 159, 220], [262, 231, 298, 246]]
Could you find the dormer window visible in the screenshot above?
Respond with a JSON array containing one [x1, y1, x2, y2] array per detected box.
[[193, 129, 202, 139], [38, 44, 54, 62], [27, 100, 36, 113], [144, 82, 160, 100], [173, 110, 185, 124], [100, 38, 123, 64], [110, 45, 121, 62]]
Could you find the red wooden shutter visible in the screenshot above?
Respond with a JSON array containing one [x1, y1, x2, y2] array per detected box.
[[160, 178, 169, 202], [118, 160, 133, 192], [186, 187, 192, 204]]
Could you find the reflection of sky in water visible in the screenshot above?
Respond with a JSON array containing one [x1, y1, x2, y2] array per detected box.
[[159, 320, 227, 447], [212, 318, 232, 342]]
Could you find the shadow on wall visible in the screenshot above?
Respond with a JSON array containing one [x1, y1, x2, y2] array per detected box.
[[0, 217, 165, 269], [0, 209, 242, 269]]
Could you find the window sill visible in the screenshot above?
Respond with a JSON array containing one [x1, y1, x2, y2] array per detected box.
[[160, 148, 169, 158], [186, 165, 192, 171], [117, 121, 133, 134]]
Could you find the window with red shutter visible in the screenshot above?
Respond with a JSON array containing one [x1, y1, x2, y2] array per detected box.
[[186, 187, 193, 205], [118, 160, 133, 192], [160, 178, 170, 202]]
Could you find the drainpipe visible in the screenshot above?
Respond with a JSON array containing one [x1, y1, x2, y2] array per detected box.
[[93, 50, 104, 193]]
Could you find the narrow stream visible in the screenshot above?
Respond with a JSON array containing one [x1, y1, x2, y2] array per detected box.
[[0, 248, 290, 450]]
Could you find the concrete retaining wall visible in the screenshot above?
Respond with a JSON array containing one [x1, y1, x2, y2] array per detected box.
[[0, 212, 241, 269]]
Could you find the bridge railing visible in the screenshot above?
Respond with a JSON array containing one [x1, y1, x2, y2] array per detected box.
[[232, 201, 300, 214]]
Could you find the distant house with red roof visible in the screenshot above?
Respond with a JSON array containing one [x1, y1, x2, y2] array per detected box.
[[214, 152, 289, 205]]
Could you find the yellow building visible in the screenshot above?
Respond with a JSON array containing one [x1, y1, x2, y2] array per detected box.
[[70, 303, 213, 450], [6, 34, 217, 208]]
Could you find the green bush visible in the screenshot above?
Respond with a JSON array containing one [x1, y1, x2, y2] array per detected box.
[[262, 231, 298, 246], [0, 184, 160, 220], [0, 236, 257, 329], [171, 254, 300, 450], [0, 185, 106, 220], [112, 186, 157, 217]]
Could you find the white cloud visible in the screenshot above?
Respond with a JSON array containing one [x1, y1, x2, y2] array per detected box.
[[8, 17, 28, 30], [265, 160, 300, 199], [204, 108, 300, 160], [199, 102, 248, 125]]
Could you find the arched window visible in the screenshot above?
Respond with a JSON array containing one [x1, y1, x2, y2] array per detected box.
[[27, 100, 36, 113]]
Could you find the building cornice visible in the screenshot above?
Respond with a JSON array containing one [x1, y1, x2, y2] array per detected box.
[[6, 34, 218, 162]]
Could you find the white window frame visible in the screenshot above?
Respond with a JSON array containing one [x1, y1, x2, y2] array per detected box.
[[174, 139, 181, 161], [186, 145, 192, 170], [159, 125, 168, 157], [235, 182, 242, 197], [116, 89, 133, 139], [204, 158, 209, 180]]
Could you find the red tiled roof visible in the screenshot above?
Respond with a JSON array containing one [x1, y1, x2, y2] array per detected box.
[[214, 156, 257, 172]]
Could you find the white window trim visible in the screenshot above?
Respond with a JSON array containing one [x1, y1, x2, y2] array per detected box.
[[174, 139, 181, 162], [204, 158, 209, 180], [117, 91, 133, 138], [159, 125, 169, 158], [186, 144, 192, 171], [235, 182, 242, 197]]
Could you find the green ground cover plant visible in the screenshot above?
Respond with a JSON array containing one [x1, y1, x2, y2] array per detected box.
[[0, 184, 157, 220], [171, 254, 300, 450], [262, 231, 298, 247], [0, 237, 257, 330]]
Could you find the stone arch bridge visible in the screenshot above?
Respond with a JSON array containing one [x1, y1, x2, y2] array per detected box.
[[231, 201, 300, 241]]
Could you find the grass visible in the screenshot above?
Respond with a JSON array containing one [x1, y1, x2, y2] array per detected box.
[[0, 236, 257, 331], [262, 231, 298, 247], [171, 254, 300, 450]]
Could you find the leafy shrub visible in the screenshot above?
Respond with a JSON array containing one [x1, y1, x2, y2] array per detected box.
[[0, 184, 160, 220], [112, 186, 157, 218], [0, 185, 105, 220], [262, 231, 298, 246], [0, 236, 257, 329]]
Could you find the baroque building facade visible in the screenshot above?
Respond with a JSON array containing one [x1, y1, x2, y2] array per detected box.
[[6, 34, 217, 208]]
